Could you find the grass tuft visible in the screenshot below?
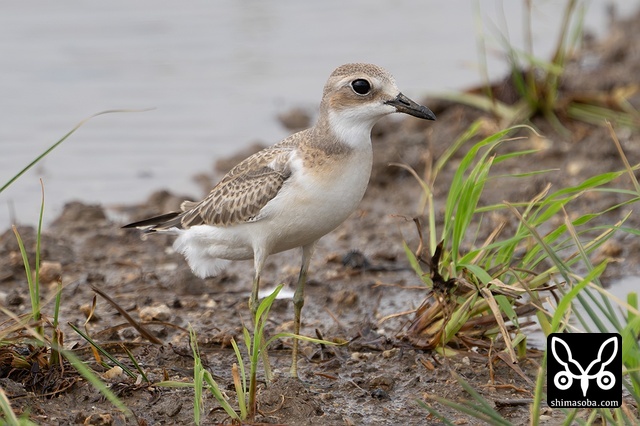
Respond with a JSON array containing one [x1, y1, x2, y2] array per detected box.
[[440, 0, 640, 132], [408, 119, 640, 423]]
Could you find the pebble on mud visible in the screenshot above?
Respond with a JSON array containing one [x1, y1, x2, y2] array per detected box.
[[139, 304, 172, 322], [370, 388, 390, 400], [83, 413, 113, 426], [319, 392, 335, 401], [102, 366, 124, 380], [369, 375, 395, 392], [5, 289, 24, 306], [277, 106, 312, 131], [351, 352, 374, 361], [382, 348, 399, 358], [38, 261, 62, 284]]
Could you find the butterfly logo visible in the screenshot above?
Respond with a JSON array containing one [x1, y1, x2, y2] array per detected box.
[[551, 336, 617, 397]]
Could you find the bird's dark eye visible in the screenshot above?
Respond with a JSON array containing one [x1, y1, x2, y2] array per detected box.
[[351, 79, 371, 95]]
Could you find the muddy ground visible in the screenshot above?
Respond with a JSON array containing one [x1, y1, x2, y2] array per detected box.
[[2, 9, 640, 426]]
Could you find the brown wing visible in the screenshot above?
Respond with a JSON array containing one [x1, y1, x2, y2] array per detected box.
[[122, 132, 306, 232], [176, 144, 294, 228]]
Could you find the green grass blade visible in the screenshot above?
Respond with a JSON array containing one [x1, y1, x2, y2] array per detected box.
[[402, 241, 430, 287], [530, 353, 548, 426], [68, 322, 137, 379], [443, 292, 479, 344], [452, 372, 513, 425], [459, 263, 492, 285], [190, 327, 204, 425], [265, 332, 339, 349], [52, 280, 62, 330], [551, 263, 607, 332], [254, 284, 283, 326], [122, 345, 149, 383], [627, 292, 638, 324], [11, 226, 38, 326], [33, 180, 45, 336], [494, 294, 518, 328], [0, 109, 150, 194], [434, 119, 482, 177], [253, 285, 284, 384], [434, 92, 516, 121], [194, 367, 203, 425], [414, 399, 457, 426], [0, 388, 24, 426], [202, 371, 240, 420], [423, 392, 512, 426]]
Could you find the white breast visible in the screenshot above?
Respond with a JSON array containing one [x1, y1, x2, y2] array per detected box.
[[257, 145, 373, 254]]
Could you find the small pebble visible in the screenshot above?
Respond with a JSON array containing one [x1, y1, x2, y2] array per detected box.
[[139, 304, 172, 322], [6, 290, 24, 306], [369, 375, 394, 392], [83, 413, 113, 426], [382, 348, 399, 359], [103, 366, 123, 380], [38, 261, 62, 283], [319, 392, 335, 401], [121, 328, 136, 339], [351, 352, 373, 361], [371, 388, 390, 400], [277, 107, 312, 131]]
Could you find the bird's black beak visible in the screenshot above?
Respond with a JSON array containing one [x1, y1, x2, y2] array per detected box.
[[385, 92, 436, 120]]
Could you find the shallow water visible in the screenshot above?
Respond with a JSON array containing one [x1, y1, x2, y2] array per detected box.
[[0, 0, 637, 228]]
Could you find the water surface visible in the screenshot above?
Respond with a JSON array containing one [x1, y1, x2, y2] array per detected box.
[[0, 0, 636, 227]]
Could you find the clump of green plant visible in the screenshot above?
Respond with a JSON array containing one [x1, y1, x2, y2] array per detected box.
[[443, 0, 639, 132], [158, 284, 329, 425], [1, 194, 134, 423], [406, 120, 640, 423], [0, 111, 147, 423]]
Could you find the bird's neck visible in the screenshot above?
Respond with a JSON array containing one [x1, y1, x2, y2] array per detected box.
[[312, 108, 375, 152]]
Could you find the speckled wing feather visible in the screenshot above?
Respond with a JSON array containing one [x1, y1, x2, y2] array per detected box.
[[176, 140, 297, 228]]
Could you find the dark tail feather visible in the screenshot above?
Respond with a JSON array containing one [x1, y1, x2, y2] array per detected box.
[[122, 212, 182, 231]]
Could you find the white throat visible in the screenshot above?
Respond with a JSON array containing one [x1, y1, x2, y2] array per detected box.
[[327, 108, 383, 149]]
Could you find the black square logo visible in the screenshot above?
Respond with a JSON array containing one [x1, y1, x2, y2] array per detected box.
[[547, 333, 622, 408]]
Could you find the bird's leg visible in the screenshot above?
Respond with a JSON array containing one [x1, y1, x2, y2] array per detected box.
[[249, 249, 267, 321], [249, 272, 261, 321], [290, 242, 316, 378]]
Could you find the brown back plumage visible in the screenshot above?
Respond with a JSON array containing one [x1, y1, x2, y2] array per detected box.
[[178, 143, 293, 228], [123, 134, 301, 231]]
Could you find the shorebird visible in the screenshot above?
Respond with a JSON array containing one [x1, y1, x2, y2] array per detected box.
[[123, 63, 435, 377]]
